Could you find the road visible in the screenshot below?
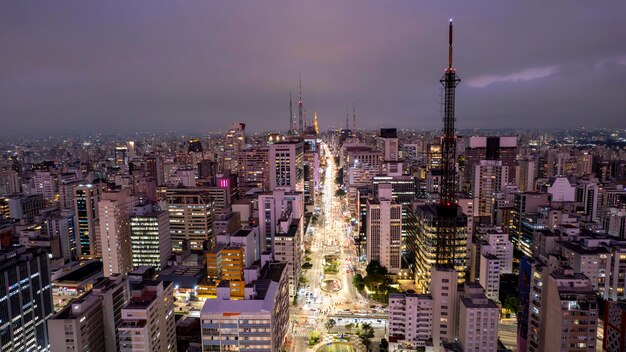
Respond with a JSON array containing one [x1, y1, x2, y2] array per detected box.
[[291, 142, 387, 352]]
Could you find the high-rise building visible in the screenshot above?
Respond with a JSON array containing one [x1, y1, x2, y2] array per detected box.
[[576, 177, 600, 222], [430, 266, 459, 350], [98, 189, 137, 277], [274, 216, 302, 297], [238, 147, 269, 193], [366, 184, 403, 273], [539, 270, 598, 352], [511, 192, 551, 256], [33, 170, 57, 202], [145, 154, 165, 186], [388, 293, 433, 347], [48, 294, 106, 352], [166, 188, 215, 251], [74, 183, 106, 257], [93, 275, 130, 352], [130, 205, 171, 270], [7, 193, 45, 221], [479, 253, 501, 302], [223, 122, 246, 173], [200, 261, 289, 352], [458, 283, 500, 352], [269, 141, 303, 192], [0, 247, 53, 351], [118, 279, 176, 352], [258, 189, 304, 254], [464, 136, 517, 185], [414, 204, 468, 292], [516, 157, 536, 192], [472, 160, 508, 224]]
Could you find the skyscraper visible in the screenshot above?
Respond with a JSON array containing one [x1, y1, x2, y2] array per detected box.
[[74, 182, 106, 258], [0, 247, 53, 351], [130, 205, 171, 270], [98, 189, 137, 277], [366, 184, 403, 273], [269, 141, 304, 192]]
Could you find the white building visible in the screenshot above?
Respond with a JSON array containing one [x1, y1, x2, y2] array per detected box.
[[431, 266, 459, 351], [458, 283, 500, 352], [33, 170, 57, 202], [258, 189, 304, 254], [274, 218, 302, 298], [48, 294, 105, 352], [201, 261, 289, 352], [473, 160, 508, 221], [118, 280, 176, 352], [130, 206, 171, 270], [388, 293, 433, 347], [479, 253, 501, 302], [269, 141, 303, 192], [98, 189, 137, 277], [366, 184, 402, 273], [543, 177, 575, 202]]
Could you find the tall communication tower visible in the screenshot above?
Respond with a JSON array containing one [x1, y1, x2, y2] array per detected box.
[[436, 20, 462, 265]]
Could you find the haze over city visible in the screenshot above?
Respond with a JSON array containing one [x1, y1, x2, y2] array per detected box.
[[1, 1, 625, 136]]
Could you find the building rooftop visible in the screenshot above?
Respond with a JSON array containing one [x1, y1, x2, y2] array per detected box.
[[54, 261, 103, 283]]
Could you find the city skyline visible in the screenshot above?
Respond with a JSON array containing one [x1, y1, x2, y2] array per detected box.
[[1, 1, 626, 137]]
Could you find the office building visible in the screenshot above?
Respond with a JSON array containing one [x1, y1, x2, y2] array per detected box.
[[269, 141, 304, 192], [74, 183, 106, 257], [414, 205, 468, 292], [7, 193, 45, 221], [274, 217, 302, 297], [516, 157, 536, 192], [0, 247, 53, 352], [118, 279, 176, 352], [99, 190, 137, 277], [166, 188, 215, 251], [238, 147, 269, 193], [366, 184, 402, 273], [258, 189, 304, 254], [201, 261, 289, 352], [130, 206, 171, 270], [223, 122, 246, 173]]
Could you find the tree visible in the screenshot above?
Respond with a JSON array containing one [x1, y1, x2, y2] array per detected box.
[[308, 331, 321, 346], [352, 273, 365, 291], [380, 338, 389, 352], [299, 275, 308, 284], [345, 323, 354, 334], [366, 260, 388, 276], [305, 249, 312, 255], [302, 262, 313, 270], [325, 318, 337, 333], [358, 323, 375, 348], [335, 189, 346, 197], [503, 296, 519, 314]]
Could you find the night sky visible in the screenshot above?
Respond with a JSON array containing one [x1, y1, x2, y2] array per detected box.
[[1, 1, 625, 136]]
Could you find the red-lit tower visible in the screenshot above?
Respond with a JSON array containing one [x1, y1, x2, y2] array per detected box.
[[436, 20, 463, 265]]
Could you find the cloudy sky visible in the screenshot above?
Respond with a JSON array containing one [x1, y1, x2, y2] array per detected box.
[[1, 1, 625, 136]]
